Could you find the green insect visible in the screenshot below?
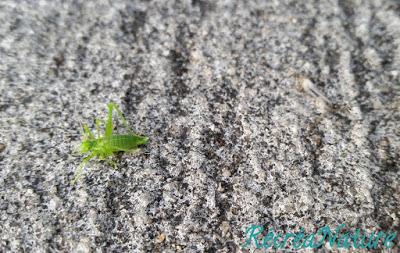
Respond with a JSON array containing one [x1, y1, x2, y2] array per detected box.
[[72, 102, 149, 184]]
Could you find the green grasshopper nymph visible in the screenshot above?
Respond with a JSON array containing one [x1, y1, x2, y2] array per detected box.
[[72, 102, 149, 184]]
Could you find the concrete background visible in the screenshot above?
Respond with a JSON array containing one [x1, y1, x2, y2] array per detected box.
[[0, 0, 399, 252]]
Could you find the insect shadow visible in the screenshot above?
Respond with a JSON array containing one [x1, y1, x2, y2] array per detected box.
[[72, 102, 149, 184]]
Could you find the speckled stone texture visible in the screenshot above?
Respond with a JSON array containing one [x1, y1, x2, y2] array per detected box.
[[0, 0, 399, 252]]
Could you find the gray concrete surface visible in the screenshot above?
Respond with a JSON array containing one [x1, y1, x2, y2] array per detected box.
[[0, 0, 399, 252]]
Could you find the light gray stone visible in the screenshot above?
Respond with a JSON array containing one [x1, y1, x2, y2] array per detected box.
[[0, 0, 399, 252]]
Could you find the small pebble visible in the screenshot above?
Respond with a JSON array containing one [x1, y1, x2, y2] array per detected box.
[[0, 143, 5, 153], [156, 233, 166, 243]]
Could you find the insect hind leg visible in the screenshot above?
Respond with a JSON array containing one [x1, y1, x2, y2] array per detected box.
[[106, 102, 133, 136]]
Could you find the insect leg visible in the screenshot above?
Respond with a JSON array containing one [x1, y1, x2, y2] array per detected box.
[[106, 158, 118, 170], [108, 102, 134, 134], [83, 123, 95, 139], [71, 153, 96, 184], [95, 119, 104, 138], [105, 103, 114, 138]]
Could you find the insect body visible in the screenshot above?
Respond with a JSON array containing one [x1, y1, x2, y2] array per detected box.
[[73, 102, 148, 184]]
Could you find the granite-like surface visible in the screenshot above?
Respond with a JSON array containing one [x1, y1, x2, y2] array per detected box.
[[0, 0, 399, 252]]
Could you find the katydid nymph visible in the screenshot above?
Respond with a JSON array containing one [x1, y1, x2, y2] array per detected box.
[[72, 102, 149, 184]]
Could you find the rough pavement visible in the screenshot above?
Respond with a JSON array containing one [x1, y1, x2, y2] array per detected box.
[[0, 0, 399, 252]]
